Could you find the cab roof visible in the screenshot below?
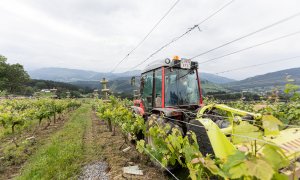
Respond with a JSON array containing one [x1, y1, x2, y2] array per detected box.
[[142, 58, 198, 74], [142, 58, 171, 73]]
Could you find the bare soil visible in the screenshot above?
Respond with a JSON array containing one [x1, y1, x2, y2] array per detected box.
[[80, 112, 168, 180], [1, 108, 170, 180]]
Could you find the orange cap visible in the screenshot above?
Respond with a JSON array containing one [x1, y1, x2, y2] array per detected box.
[[173, 55, 180, 60]]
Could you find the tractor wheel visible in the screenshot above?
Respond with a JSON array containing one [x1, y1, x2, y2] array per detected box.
[[145, 114, 183, 169], [130, 110, 145, 142], [145, 115, 183, 147], [187, 120, 215, 157], [145, 114, 163, 149], [135, 130, 145, 141]]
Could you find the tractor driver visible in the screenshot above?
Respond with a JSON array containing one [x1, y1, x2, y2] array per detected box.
[[177, 74, 188, 105], [166, 69, 188, 106]]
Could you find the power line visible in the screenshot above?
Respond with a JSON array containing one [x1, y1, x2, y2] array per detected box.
[[110, 0, 181, 73], [153, 54, 299, 90], [215, 55, 300, 75], [130, 0, 236, 70], [163, 116, 285, 148], [198, 30, 300, 64], [119, 127, 180, 180], [141, 146, 180, 180], [215, 55, 300, 88], [190, 11, 300, 60], [169, 112, 300, 129], [219, 70, 295, 86]]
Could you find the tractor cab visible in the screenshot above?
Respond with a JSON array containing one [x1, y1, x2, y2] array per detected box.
[[137, 56, 202, 116]]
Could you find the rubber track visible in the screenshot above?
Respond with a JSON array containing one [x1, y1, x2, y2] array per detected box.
[[188, 120, 215, 157]]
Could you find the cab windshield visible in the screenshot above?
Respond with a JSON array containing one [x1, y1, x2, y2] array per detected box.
[[165, 68, 199, 106]]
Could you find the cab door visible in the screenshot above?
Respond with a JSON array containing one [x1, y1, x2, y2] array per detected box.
[[153, 68, 163, 108], [141, 71, 154, 112], [140, 68, 163, 112]]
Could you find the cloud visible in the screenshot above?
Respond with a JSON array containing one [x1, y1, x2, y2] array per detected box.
[[0, 0, 299, 80]]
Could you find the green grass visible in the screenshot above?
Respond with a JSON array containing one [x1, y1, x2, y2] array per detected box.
[[17, 104, 91, 180]]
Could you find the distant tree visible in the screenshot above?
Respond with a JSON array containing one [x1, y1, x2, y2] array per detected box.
[[284, 83, 300, 101], [0, 90, 7, 97], [0, 55, 30, 94], [6, 63, 30, 93], [35, 81, 47, 89], [0, 55, 8, 90], [71, 91, 81, 98], [23, 86, 34, 96], [0, 55, 92, 96]]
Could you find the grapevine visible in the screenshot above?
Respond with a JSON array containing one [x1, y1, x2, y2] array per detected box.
[[95, 95, 300, 180], [0, 98, 81, 146]]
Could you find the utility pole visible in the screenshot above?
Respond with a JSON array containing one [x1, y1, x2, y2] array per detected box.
[[101, 78, 110, 103], [101, 77, 112, 132]]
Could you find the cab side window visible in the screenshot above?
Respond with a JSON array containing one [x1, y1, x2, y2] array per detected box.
[[165, 68, 178, 106], [141, 71, 153, 111], [154, 69, 162, 107]]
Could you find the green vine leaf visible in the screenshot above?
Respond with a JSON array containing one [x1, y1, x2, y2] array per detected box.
[[272, 172, 289, 180], [244, 158, 274, 180], [262, 144, 289, 169], [227, 162, 248, 179], [136, 140, 145, 153], [262, 115, 283, 136], [232, 121, 263, 144], [222, 151, 247, 178]]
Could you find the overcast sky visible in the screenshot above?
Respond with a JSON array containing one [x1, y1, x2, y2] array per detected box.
[[0, 0, 299, 80]]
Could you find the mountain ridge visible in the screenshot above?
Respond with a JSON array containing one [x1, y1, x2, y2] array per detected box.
[[224, 67, 300, 90], [28, 67, 235, 84], [28, 67, 300, 95]]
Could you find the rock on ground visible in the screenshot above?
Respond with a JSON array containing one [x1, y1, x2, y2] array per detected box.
[[79, 161, 109, 180]]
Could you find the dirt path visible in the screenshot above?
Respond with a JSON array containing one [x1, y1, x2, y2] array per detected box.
[[80, 111, 168, 180]]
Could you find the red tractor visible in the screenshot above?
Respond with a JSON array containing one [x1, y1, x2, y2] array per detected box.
[[131, 56, 300, 178], [131, 56, 214, 155]]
